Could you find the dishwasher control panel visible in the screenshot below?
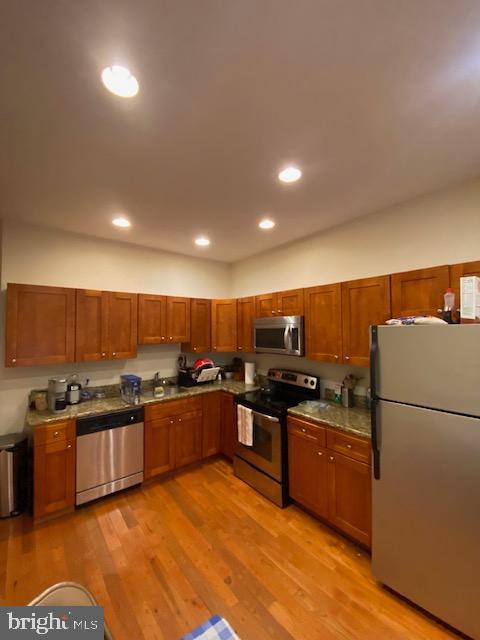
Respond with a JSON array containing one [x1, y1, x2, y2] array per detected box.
[[76, 407, 144, 436]]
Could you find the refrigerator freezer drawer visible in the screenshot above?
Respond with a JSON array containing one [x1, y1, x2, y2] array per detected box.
[[372, 400, 480, 639]]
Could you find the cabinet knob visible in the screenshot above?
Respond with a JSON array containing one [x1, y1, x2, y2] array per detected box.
[[329, 456, 334, 461], [161, 336, 165, 341], [112, 352, 116, 357], [170, 420, 174, 424], [11, 358, 17, 364], [277, 309, 282, 314], [169, 336, 173, 340], [193, 347, 197, 351], [345, 356, 350, 361], [178, 418, 182, 422], [67, 444, 72, 449], [238, 346, 242, 351], [271, 311, 275, 315], [54, 431, 60, 438], [301, 428, 306, 433], [334, 355, 339, 360], [213, 346, 217, 350], [346, 444, 352, 449], [317, 451, 323, 456]]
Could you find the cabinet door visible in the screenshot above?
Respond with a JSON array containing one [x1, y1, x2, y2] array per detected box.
[[107, 291, 138, 359], [288, 430, 328, 518], [221, 392, 237, 461], [255, 293, 276, 317], [6, 283, 75, 367], [183, 298, 211, 353], [144, 417, 175, 478], [327, 451, 371, 547], [174, 410, 203, 468], [75, 289, 109, 361], [450, 260, 480, 303], [211, 299, 237, 352], [276, 288, 304, 316], [237, 297, 255, 353], [166, 297, 191, 343], [202, 392, 221, 457], [341, 276, 391, 366], [34, 439, 75, 519], [305, 283, 342, 363], [391, 266, 449, 317], [138, 294, 167, 344]]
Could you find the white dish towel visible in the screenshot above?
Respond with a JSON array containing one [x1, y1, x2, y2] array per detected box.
[[237, 405, 253, 446]]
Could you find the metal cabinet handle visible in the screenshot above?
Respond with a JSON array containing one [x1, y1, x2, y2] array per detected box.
[[112, 352, 116, 357], [178, 418, 182, 422], [334, 355, 339, 360], [193, 347, 197, 351], [11, 358, 16, 364], [317, 451, 323, 456], [101, 352, 106, 358], [170, 420, 174, 424], [161, 336, 165, 340], [345, 356, 350, 361], [301, 428, 306, 433], [67, 444, 72, 449], [238, 346, 243, 350], [346, 444, 352, 449], [169, 336, 173, 340], [329, 456, 334, 461], [53, 431, 60, 438]]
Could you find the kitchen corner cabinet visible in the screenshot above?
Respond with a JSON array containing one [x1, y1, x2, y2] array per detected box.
[[255, 289, 304, 318], [76, 290, 137, 361], [6, 283, 75, 367], [211, 299, 237, 352], [237, 296, 255, 353], [138, 294, 167, 344], [391, 265, 449, 317], [304, 283, 342, 363], [287, 416, 371, 547], [182, 298, 211, 353], [341, 276, 391, 366], [33, 420, 76, 521], [450, 260, 480, 303], [221, 392, 237, 460], [166, 297, 191, 343]]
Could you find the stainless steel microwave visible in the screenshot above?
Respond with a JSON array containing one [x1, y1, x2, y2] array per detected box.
[[253, 316, 304, 356]]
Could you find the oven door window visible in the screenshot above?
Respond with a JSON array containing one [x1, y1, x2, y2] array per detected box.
[[252, 421, 273, 462], [236, 409, 282, 481]]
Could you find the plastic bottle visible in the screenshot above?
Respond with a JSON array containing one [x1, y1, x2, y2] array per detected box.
[[444, 288, 455, 312]]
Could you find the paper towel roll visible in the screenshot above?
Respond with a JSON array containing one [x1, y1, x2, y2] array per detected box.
[[244, 362, 256, 385]]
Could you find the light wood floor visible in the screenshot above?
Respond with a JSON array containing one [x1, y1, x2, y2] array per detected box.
[[0, 458, 460, 640]]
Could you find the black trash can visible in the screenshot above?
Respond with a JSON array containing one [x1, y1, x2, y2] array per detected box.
[[0, 433, 27, 517]]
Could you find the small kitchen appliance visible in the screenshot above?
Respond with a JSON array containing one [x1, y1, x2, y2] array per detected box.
[[178, 358, 220, 387], [66, 374, 81, 405], [47, 377, 67, 413], [235, 368, 320, 507], [253, 315, 304, 356], [120, 374, 142, 405]]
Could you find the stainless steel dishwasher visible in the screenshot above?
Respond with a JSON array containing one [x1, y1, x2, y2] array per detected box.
[[76, 407, 144, 505]]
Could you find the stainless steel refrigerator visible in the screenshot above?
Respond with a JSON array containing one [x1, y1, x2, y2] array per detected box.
[[370, 324, 480, 639]]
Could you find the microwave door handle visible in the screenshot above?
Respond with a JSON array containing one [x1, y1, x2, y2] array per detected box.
[[284, 325, 290, 351]]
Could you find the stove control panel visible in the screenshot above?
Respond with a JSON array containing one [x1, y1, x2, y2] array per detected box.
[[267, 368, 319, 390]]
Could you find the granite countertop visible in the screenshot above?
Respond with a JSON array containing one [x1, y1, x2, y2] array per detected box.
[[288, 401, 371, 438], [26, 380, 259, 427]]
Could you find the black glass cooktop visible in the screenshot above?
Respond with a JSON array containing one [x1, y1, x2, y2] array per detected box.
[[236, 389, 307, 418]]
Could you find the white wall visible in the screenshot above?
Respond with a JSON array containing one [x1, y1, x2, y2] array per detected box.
[[232, 177, 480, 297], [0, 220, 232, 435]]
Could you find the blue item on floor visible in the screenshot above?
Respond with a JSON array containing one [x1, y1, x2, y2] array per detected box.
[[180, 615, 240, 640]]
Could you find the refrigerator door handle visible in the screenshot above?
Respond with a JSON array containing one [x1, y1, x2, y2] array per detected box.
[[370, 325, 381, 479]]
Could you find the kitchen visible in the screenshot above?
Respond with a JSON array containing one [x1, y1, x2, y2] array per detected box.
[[1, 2, 480, 640]]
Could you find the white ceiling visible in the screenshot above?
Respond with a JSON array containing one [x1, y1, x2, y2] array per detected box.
[[1, 1, 480, 262]]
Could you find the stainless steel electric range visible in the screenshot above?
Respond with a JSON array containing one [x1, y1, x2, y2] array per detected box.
[[234, 368, 320, 507]]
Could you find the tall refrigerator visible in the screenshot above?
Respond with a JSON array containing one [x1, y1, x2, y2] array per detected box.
[[370, 324, 480, 639]]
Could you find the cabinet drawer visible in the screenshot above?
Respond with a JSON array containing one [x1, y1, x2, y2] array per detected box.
[[34, 420, 75, 446], [145, 397, 202, 421], [326, 430, 370, 464], [287, 416, 326, 446]]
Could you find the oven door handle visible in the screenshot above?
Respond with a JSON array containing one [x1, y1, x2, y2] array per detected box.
[[251, 410, 279, 423]]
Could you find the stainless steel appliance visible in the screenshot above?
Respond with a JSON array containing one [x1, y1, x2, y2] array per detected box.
[[0, 434, 27, 517], [253, 316, 304, 356], [76, 407, 144, 505], [235, 368, 320, 506], [370, 324, 480, 639], [47, 377, 67, 413]]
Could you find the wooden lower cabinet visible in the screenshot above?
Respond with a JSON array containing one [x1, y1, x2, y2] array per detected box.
[[288, 416, 372, 547], [220, 392, 237, 460], [175, 410, 203, 467], [144, 416, 176, 478], [202, 392, 222, 457], [34, 421, 76, 520]]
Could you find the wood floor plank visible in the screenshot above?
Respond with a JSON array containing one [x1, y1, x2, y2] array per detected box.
[[0, 458, 460, 640]]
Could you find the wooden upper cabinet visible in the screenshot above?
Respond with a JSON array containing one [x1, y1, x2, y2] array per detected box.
[[182, 298, 211, 353], [450, 260, 480, 304], [211, 299, 237, 352], [237, 297, 255, 353], [305, 283, 342, 363], [6, 283, 75, 367], [255, 293, 275, 318], [341, 276, 391, 366], [107, 291, 138, 360], [166, 297, 191, 343], [391, 265, 449, 317], [138, 294, 167, 344], [75, 290, 108, 361], [276, 288, 304, 316]]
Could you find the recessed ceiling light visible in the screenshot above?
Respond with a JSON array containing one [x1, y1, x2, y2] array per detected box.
[[278, 166, 302, 183], [195, 236, 210, 247], [259, 218, 276, 230], [112, 216, 131, 228], [101, 65, 139, 98]]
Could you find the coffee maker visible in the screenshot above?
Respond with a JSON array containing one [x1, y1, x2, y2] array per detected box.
[[48, 377, 67, 413]]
